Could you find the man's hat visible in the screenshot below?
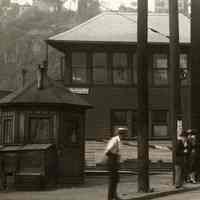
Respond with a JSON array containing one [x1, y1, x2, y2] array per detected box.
[[186, 129, 198, 135], [117, 127, 128, 135]]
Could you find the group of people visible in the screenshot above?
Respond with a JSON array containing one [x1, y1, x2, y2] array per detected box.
[[104, 127, 200, 199], [175, 128, 200, 188]]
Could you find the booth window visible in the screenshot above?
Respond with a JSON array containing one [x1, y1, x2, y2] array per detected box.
[[63, 119, 81, 145], [111, 110, 137, 138], [93, 52, 107, 84], [152, 54, 168, 86], [113, 53, 130, 84], [2, 117, 14, 144], [29, 117, 52, 143], [72, 52, 87, 83], [151, 110, 169, 138]]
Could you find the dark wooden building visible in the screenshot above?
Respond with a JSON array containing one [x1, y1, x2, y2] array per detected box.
[[0, 65, 92, 189], [47, 12, 190, 141]]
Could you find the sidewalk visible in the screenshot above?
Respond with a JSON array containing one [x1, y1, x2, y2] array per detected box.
[[0, 172, 200, 200]]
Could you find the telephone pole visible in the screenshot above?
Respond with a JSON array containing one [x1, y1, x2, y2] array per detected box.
[[190, 1, 200, 131], [169, 0, 180, 184], [137, 0, 149, 192]]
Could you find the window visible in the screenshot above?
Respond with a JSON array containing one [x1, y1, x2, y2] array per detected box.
[[113, 53, 130, 84], [132, 54, 137, 84], [151, 110, 168, 138], [111, 110, 137, 138], [63, 119, 81, 146], [2, 117, 14, 144], [152, 54, 168, 85], [29, 117, 52, 143], [93, 53, 107, 84], [180, 54, 188, 85], [72, 52, 87, 83]]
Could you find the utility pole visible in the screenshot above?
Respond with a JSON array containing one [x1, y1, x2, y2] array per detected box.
[[137, 0, 149, 192], [190, 1, 200, 130], [169, 0, 180, 184]]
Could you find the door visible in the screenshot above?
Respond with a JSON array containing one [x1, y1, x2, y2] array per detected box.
[[58, 114, 84, 184]]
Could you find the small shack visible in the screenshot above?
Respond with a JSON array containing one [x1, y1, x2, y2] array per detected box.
[[0, 63, 92, 190]]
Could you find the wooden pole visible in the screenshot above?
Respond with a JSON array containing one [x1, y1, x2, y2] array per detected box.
[[169, 0, 180, 184], [190, 1, 200, 131], [137, 0, 149, 192]]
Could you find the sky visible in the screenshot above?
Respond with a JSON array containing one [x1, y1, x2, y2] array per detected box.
[[11, 0, 156, 11]]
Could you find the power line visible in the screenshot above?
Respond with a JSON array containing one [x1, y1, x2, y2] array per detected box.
[[100, 4, 170, 39]]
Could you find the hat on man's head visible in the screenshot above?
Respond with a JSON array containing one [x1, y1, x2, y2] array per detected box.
[[116, 127, 128, 135], [186, 129, 198, 135]]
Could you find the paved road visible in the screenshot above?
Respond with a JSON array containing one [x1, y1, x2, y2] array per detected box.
[[156, 188, 200, 200], [0, 174, 173, 200]]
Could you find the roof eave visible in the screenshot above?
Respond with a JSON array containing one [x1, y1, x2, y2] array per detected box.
[[46, 39, 190, 52]]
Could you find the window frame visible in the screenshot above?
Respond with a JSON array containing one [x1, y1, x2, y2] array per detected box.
[[92, 52, 108, 84], [2, 116, 14, 145], [150, 109, 169, 139], [111, 109, 137, 139], [112, 52, 131, 85], [152, 53, 169, 86], [71, 52, 88, 84], [27, 114, 53, 144], [179, 53, 189, 86]]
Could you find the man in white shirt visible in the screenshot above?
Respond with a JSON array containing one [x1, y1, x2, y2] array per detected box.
[[105, 127, 127, 200]]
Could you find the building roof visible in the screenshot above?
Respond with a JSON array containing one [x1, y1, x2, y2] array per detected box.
[[0, 144, 53, 152], [0, 71, 92, 108], [48, 12, 190, 44]]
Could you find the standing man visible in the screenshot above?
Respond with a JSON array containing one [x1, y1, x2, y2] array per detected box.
[[187, 129, 198, 183], [175, 130, 188, 188], [104, 127, 127, 200]]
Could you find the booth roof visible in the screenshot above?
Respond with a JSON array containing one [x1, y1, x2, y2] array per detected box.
[[0, 144, 53, 152], [0, 75, 92, 108]]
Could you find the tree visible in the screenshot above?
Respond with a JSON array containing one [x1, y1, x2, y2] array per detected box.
[[78, 0, 101, 23]]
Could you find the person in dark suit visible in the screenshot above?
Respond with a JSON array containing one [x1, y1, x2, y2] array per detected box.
[[187, 129, 198, 183], [104, 127, 127, 200], [175, 130, 188, 188]]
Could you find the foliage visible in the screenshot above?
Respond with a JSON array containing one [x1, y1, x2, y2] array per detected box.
[[0, 0, 101, 85]]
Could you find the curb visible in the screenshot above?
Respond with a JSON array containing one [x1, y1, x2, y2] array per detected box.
[[85, 170, 168, 176], [130, 185, 200, 200]]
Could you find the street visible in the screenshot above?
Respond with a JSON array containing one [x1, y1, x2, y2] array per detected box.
[[0, 174, 173, 200], [156, 189, 200, 200]]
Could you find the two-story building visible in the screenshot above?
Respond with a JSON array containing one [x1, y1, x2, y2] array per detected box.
[[47, 11, 190, 140], [46, 12, 190, 167]]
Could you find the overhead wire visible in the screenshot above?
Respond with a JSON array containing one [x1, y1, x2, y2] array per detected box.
[[100, 4, 170, 39]]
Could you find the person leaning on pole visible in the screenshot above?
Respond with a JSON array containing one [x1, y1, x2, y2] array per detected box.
[[104, 127, 127, 200], [187, 129, 198, 183], [175, 130, 189, 188]]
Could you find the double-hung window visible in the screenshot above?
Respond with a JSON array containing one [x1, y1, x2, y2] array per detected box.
[[113, 53, 130, 84], [28, 116, 53, 143], [93, 52, 107, 84], [3, 117, 14, 144], [180, 54, 188, 85], [111, 110, 137, 138], [152, 54, 168, 86], [151, 110, 169, 138], [72, 52, 87, 83]]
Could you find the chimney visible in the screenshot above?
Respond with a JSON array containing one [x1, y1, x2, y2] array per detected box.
[[37, 60, 48, 89], [20, 68, 27, 88], [37, 64, 43, 89]]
